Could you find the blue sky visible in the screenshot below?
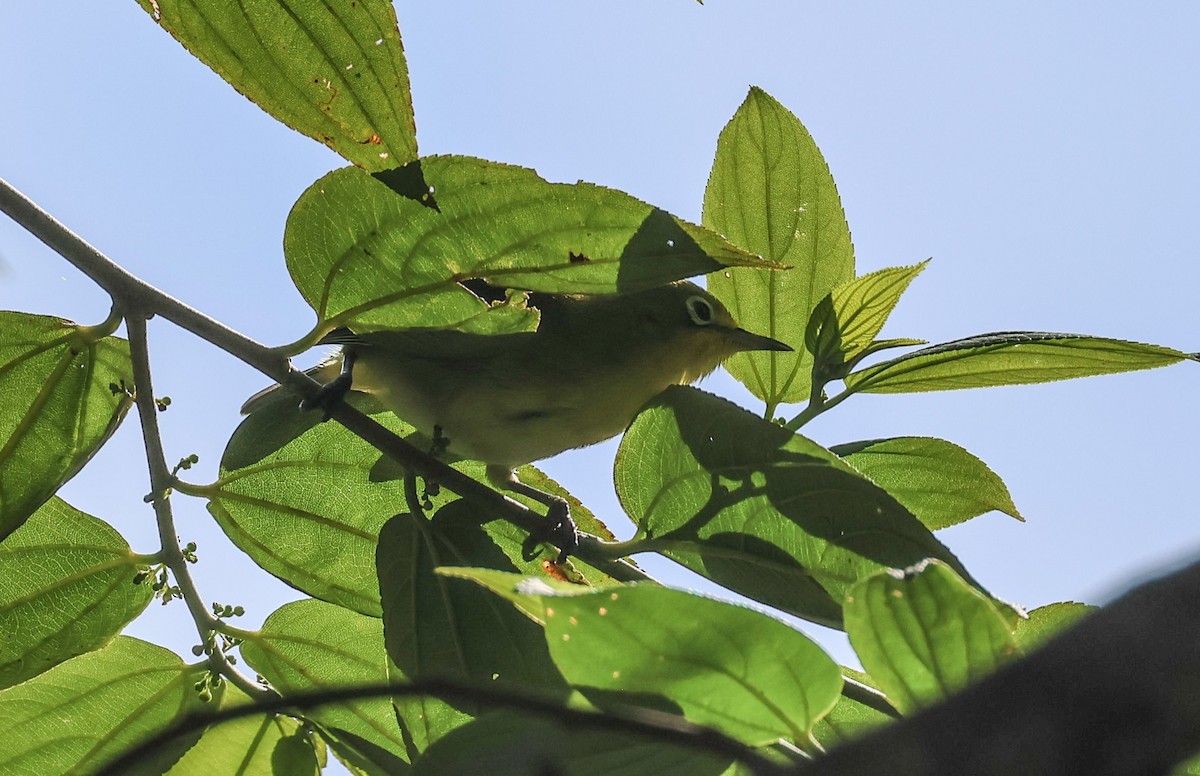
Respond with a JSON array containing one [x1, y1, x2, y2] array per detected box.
[[3, 0, 1198, 724]]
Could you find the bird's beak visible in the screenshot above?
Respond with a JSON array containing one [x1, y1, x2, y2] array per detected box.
[[725, 327, 793, 353]]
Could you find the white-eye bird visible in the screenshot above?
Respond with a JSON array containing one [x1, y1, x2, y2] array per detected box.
[[243, 280, 790, 558]]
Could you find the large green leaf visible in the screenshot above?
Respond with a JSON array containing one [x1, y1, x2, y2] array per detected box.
[[0, 497, 152, 688], [844, 332, 1193, 394], [377, 512, 570, 754], [614, 386, 978, 628], [166, 685, 326, 776], [831, 436, 1023, 531], [285, 159, 772, 336], [704, 87, 855, 406], [239, 599, 408, 773], [844, 561, 1018, 715], [0, 311, 132, 541], [204, 394, 613, 616], [136, 0, 417, 171], [412, 712, 733, 776], [806, 263, 927, 377], [449, 570, 841, 747], [0, 636, 210, 775]]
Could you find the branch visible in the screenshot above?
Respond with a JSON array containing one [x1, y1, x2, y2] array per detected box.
[[125, 314, 275, 702], [91, 678, 787, 776], [0, 176, 647, 583], [797, 557, 1200, 775]]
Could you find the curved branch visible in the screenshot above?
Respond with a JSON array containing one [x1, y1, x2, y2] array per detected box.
[[92, 678, 787, 776]]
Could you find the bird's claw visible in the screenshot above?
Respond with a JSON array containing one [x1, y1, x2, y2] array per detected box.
[[522, 502, 579, 564], [299, 372, 353, 421]]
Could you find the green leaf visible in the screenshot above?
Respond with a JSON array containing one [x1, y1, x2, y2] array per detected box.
[[0, 497, 153, 688], [239, 599, 409, 773], [166, 684, 326, 776], [704, 87, 855, 406], [844, 332, 1193, 394], [0, 636, 210, 775], [809, 693, 892, 749], [412, 712, 733, 776], [806, 262, 927, 376], [377, 512, 570, 753], [0, 312, 132, 541], [831, 436, 1023, 531], [614, 386, 980, 628], [286, 159, 772, 334], [136, 0, 417, 171], [452, 571, 841, 747], [1013, 602, 1096, 652], [844, 560, 1018, 715], [206, 394, 614, 616]]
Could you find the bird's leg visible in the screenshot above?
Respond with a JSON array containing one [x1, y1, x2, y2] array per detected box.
[[300, 348, 357, 419], [487, 464, 579, 563]]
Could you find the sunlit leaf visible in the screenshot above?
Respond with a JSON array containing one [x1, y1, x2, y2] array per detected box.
[[377, 513, 570, 753], [239, 599, 408, 773], [844, 560, 1018, 714], [449, 570, 841, 747], [615, 386, 979, 628], [1013, 602, 1096, 652], [412, 712, 733, 776], [166, 684, 326, 775], [0, 497, 152, 688], [831, 436, 1023, 531], [136, 0, 417, 170], [0, 312, 131, 541], [844, 332, 1193, 394], [206, 394, 613, 616], [704, 87, 855, 406], [806, 262, 927, 376], [0, 637, 210, 775], [286, 159, 772, 335]]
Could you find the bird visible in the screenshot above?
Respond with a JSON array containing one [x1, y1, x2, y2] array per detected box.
[[243, 280, 791, 559]]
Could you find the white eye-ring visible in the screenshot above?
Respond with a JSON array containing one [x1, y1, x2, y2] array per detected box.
[[686, 295, 715, 326]]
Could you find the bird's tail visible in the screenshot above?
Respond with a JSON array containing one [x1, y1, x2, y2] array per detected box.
[[240, 356, 342, 415]]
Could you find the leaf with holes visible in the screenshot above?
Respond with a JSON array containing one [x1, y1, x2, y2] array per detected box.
[[285, 158, 774, 335], [136, 0, 417, 171]]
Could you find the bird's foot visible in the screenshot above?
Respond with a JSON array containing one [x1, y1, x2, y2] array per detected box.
[[299, 371, 352, 420], [522, 501, 579, 564]]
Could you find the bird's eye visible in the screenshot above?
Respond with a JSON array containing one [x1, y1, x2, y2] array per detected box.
[[686, 295, 715, 326]]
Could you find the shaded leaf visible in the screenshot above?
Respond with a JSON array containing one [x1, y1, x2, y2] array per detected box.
[[844, 560, 1018, 715], [615, 386, 979, 628], [166, 684, 326, 775], [1013, 602, 1096, 652], [831, 436, 1023, 531], [844, 332, 1192, 394], [412, 712, 732, 776], [206, 394, 613, 616], [0, 497, 152, 688], [377, 512, 570, 753], [806, 262, 927, 377], [0, 636, 209, 775], [0, 311, 131, 541], [136, 0, 417, 170], [286, 159, 772, 334], [704, 87, 855, 406], [239, 599, 408, 773], [450, 571, 841, 747]]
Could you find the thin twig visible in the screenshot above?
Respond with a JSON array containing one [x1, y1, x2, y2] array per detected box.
[[91, 678, 788, 776], [124, 313, 276, 701]]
